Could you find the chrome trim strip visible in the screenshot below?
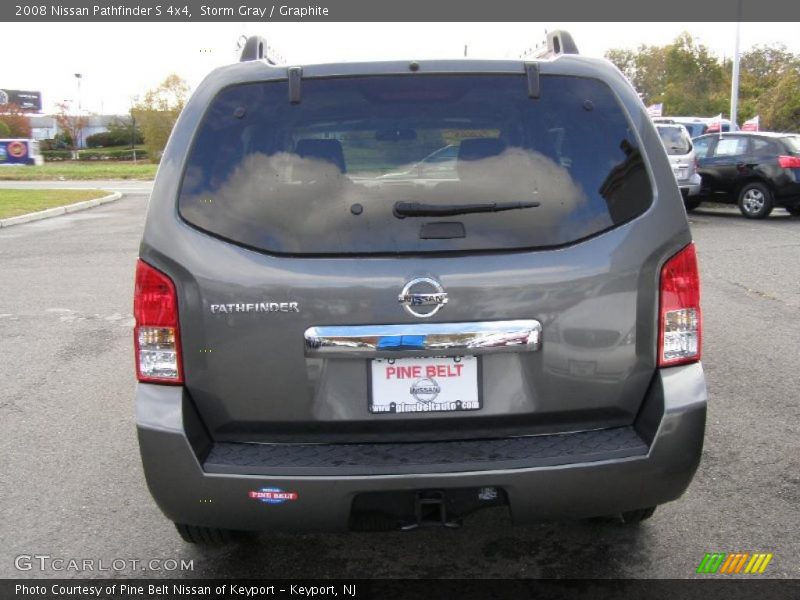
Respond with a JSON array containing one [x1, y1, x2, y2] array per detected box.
[[304, 320, 542, 358]]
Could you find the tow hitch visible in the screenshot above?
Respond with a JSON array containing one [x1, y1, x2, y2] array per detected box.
[[401, 491, 462, 530], [349, 487, 506, 531]]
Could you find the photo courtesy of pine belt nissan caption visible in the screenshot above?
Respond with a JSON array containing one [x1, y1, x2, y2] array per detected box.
[[134, 31, 706, 544]]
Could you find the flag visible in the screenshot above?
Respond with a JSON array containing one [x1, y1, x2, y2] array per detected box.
[[706, 114, 724, 133], [647, 103, 663, 117], [742, 115, 759, 132]]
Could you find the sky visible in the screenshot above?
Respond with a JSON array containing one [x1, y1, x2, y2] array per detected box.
[[3, 21, 800, 115]]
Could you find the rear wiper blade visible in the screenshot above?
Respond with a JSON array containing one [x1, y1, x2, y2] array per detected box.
[[393, 201, 540, 218]]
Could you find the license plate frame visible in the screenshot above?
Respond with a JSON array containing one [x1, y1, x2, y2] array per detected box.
[[368, 355, 481, 415]]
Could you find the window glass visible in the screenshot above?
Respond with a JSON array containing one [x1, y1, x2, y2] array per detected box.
[[179, 75, 653, 255], [781, 136, 800, 154], [692, 137, 711, 159], [656, 126, 692, 155], [713, 137, 748, 157]]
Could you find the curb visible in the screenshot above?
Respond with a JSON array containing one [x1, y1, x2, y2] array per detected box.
[[0, 191, 123, 228]]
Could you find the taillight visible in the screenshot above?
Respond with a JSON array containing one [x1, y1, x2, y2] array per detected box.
[[778, 155, 800, 168], [134, 259, 183, 384], [658, 243, 701, 367]]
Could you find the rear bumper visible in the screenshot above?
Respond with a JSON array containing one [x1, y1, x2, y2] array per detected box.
[[679, 174, 702, 197], [136, 363, 707, 531]]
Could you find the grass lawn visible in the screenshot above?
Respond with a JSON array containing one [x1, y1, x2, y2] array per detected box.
[[0, 162, 157, 181], [0, 189, 112, 219]]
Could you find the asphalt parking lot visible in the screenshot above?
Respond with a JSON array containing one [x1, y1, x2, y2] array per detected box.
[[0, 191, 797, 579]]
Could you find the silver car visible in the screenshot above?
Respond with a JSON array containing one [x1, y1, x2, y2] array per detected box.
[[655, 123, 702, 209]]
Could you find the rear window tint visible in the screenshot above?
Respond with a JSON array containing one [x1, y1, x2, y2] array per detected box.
[[178, 75, 652, 255]]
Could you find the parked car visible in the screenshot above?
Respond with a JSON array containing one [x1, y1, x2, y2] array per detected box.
[[134, 30, 706, 543], [654, 123, 702, 206], [652, 117, 733, 138], [692, 132, 800, 218]]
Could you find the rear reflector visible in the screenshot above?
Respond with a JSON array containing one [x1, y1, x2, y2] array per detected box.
[[134, 259, 183, 384], [658, 243, 702, 367], [778, 155, 800, 169]]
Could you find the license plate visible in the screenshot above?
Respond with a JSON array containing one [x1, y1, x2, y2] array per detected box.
[[369, 356, 480, 414], [673, 167, 688, 181]]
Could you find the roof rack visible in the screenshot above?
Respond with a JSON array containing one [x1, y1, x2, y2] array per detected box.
[[239, 35, 279, 65], [531, 30, 579, 59]]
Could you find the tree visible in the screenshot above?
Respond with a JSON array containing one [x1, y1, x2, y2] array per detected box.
[[659, 33, 727, 116], [606, 45, 667, 105], [606, 34, 800, 129], [760, 70, 800, 132], [606, 33, 727, 116], [0, 103, 33, 138], [85, 117, 143, 148], [133, 74, 190, 163], [739, 45, 800, 131], [0, 121, 10, 137], [55, 101, 88, 157]]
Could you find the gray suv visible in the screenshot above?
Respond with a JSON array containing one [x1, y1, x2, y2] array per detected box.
[[134, 31, 706, 543]]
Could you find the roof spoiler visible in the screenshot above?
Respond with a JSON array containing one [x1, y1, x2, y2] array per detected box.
[[239, 35, 279, 65], [531, 30, 579, 59]]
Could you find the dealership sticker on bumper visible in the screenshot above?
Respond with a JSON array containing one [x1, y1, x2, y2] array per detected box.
[[370, 356, 480, 414], [248, 488, 298, 505]]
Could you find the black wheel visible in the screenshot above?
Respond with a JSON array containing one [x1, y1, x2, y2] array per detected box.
[[174, 522, 243, 545], [619, 507, 656, 524], [786, 206, 800, 217], [684, 197, 702, 212], [737, 182, 773, 219]]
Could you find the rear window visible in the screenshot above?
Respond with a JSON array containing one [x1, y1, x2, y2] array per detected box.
[[656, 125, 692, 155], [178, 75, 652, 255]]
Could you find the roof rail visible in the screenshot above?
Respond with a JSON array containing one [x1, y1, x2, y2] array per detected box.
[[531, 30, 579, 59], [239, 35, 278, 64]]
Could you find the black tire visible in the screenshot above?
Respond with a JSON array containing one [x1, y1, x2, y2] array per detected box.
[[174, 523, 242, 545], [684, 197, 702, 212], [737, 182, 773, 219], [619, 507, 656, 524]]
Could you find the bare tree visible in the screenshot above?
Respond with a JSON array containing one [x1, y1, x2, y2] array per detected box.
[[55, 101, 88, 158]]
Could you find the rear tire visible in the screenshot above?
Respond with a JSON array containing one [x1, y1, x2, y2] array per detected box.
[[737, 182, 773, 219], [619, 507, 656, 524], [174, 523, 244, 545]]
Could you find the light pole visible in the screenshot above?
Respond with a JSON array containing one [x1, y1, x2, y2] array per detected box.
[[74, 73, 83, 154], [130, 95, 139, 163], [730, 2, 742, 131]]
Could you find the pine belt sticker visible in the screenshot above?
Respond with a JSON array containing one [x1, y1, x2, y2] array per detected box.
[[248, 487, 298, 505]]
